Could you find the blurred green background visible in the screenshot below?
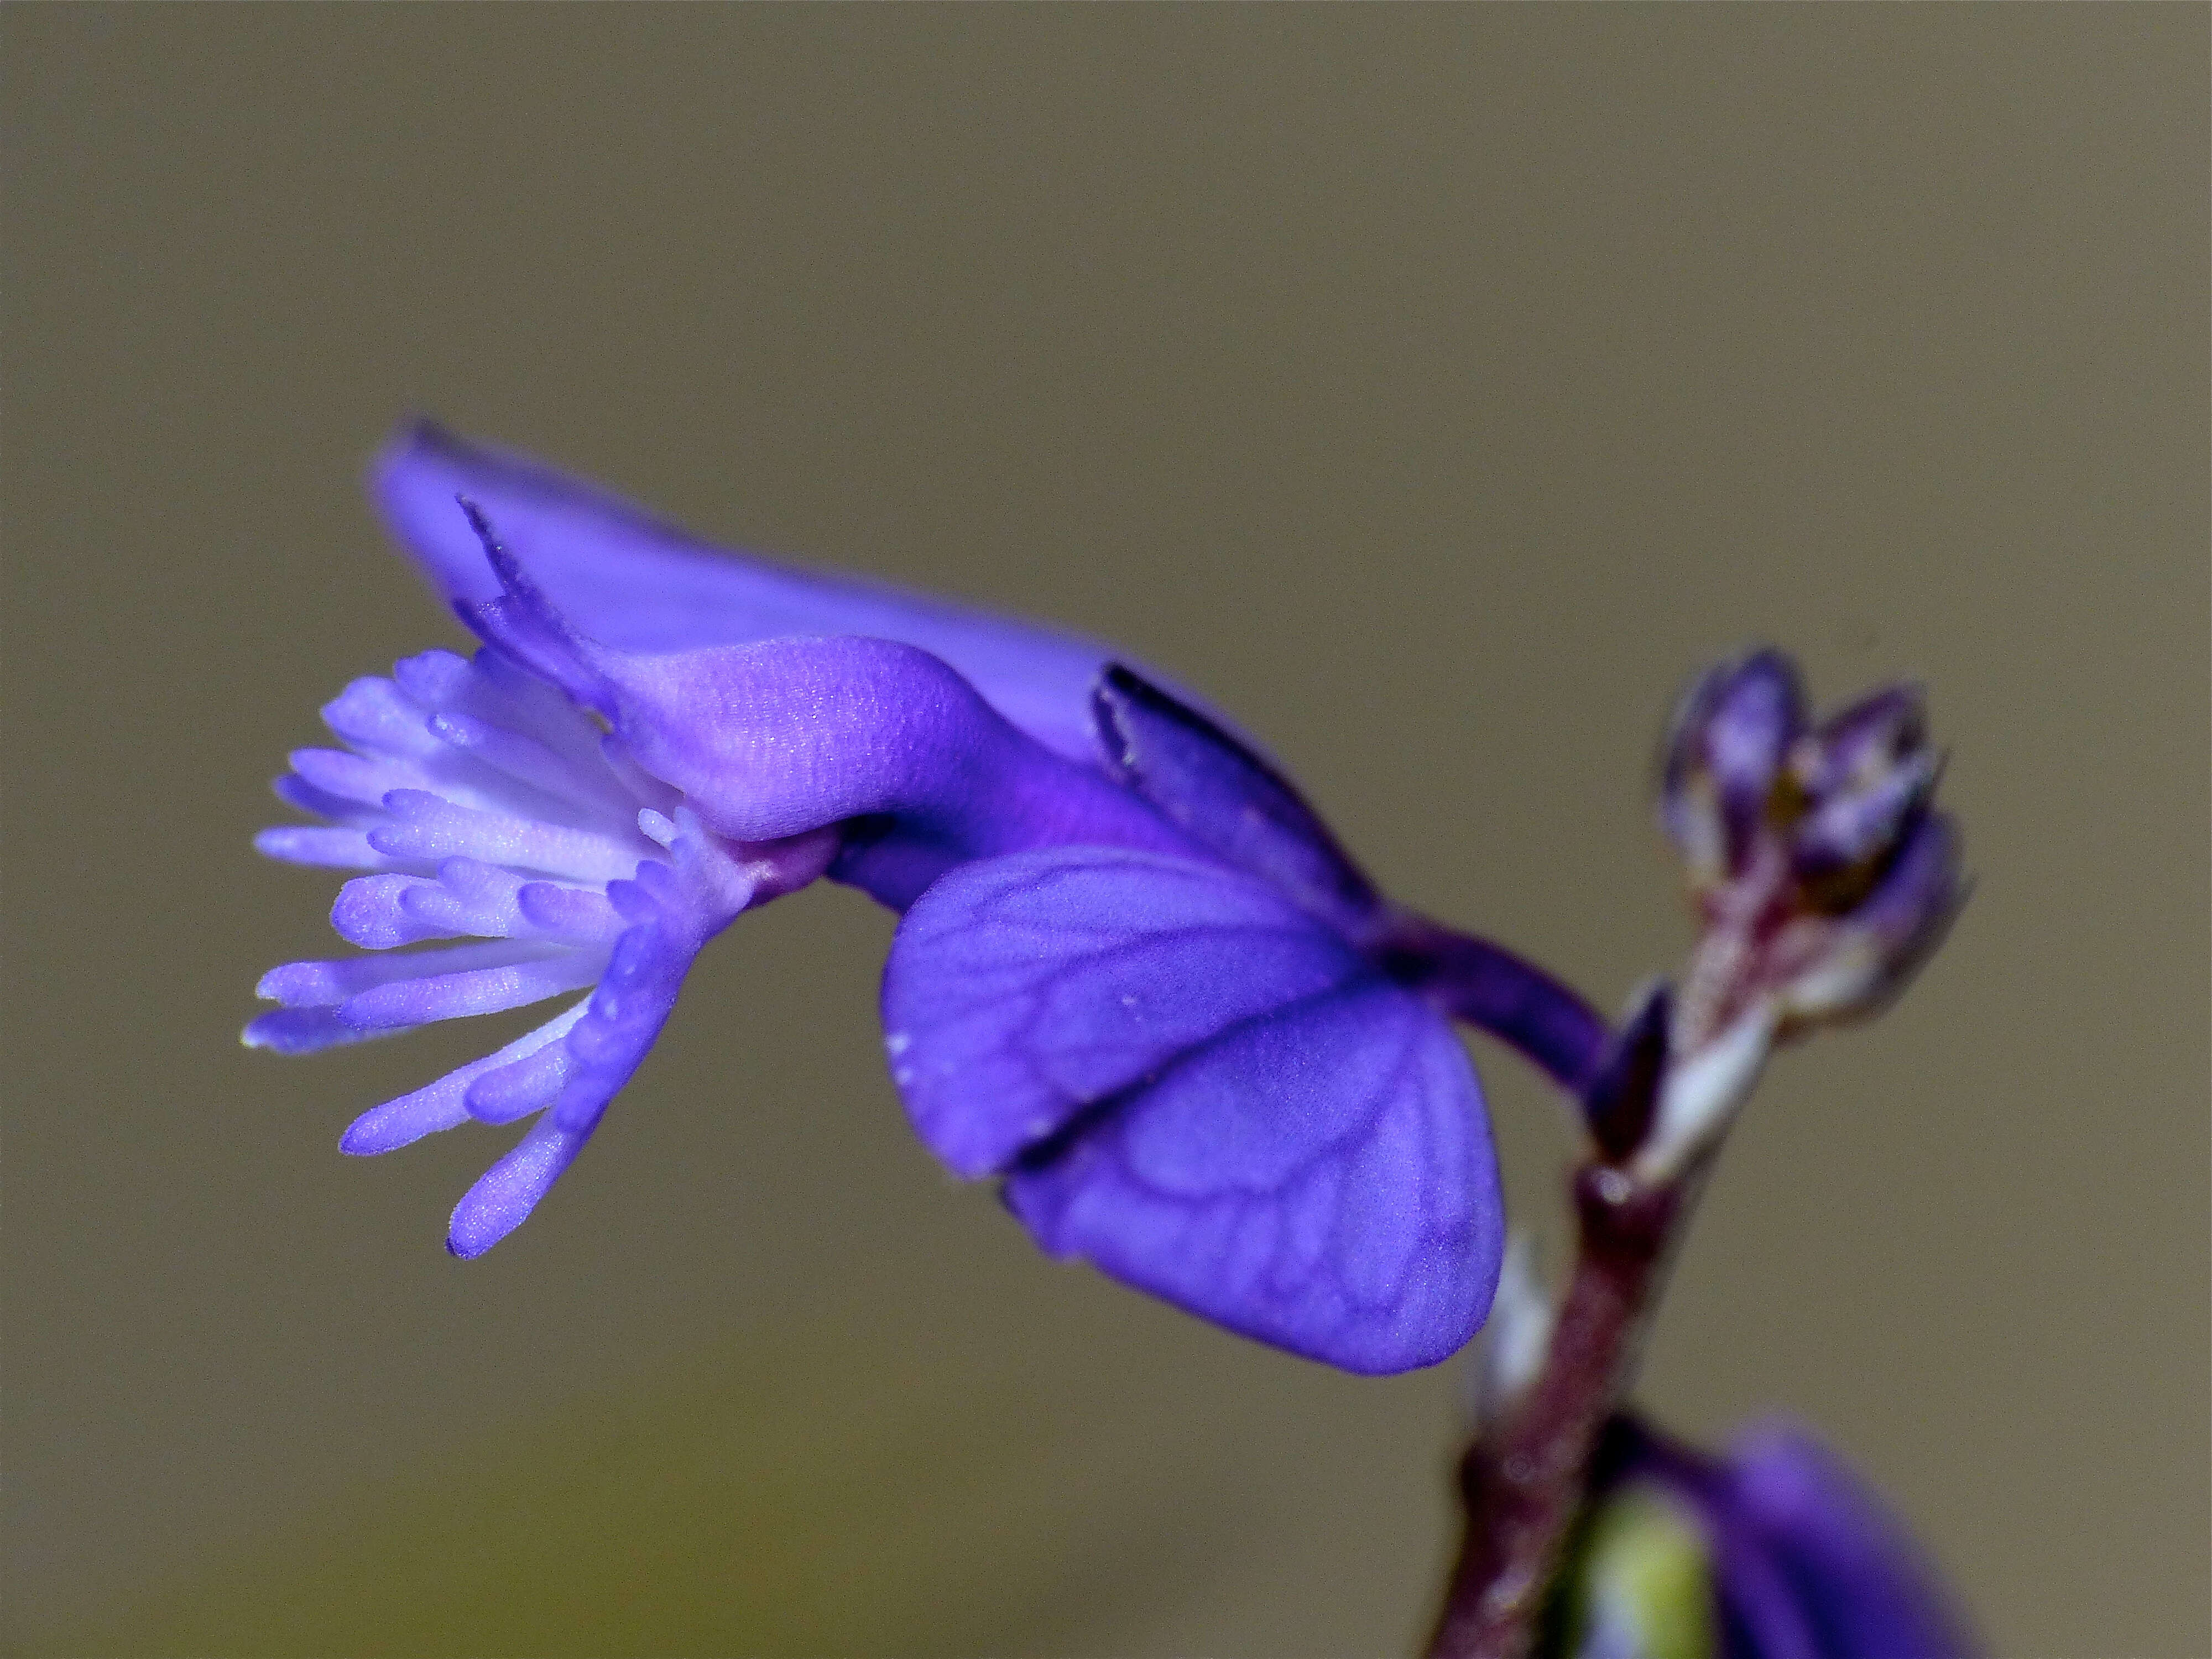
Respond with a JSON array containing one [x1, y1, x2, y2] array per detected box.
[[4, 7, 2205, 1655]]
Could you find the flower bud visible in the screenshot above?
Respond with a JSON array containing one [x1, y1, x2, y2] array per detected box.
[[1660, 651, 1808, 893], [1663, 653, 1964, 1052], [1629, 654, 1964, 1180]]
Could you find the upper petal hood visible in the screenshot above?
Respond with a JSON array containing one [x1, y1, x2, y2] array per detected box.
[[373, 421, 1227, 766]]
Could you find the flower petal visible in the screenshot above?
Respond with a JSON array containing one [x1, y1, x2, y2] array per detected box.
[[241, 1007, 395, 1056], [548, 921, 690, 1133], [463, 1039, 575, 1125], [881, 844, 1500, 1373], [252, 825, 409, 871], [883, 846, 1369, 1178], [448, 529, 1195, 907], [341, 1002, 589, 1153], [337, 950, 605, 1030], [1091, 664, 1382, 940], [1009, 976, 1499, 1375], [366, 790, 652, 884], [254, 938, 574, 1009], [374, 420, 1239, 766], [446, 1115, 592, 1259]]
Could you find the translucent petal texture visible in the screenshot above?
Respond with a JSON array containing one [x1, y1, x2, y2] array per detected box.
[[884, 846, 1501, 1374], [373, 420, 1243, 766], [1011, 974, 1498, 1375]]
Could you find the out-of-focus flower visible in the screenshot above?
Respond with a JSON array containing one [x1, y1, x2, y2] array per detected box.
[[246, 422, 1608, 1374], [1660, 651, 1962, 1040], [1550, 1416, 1979, 1659], [1635, 653, 1965, 1178]]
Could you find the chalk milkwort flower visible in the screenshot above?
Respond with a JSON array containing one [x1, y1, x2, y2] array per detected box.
[[248, 423, 1609, 1375]]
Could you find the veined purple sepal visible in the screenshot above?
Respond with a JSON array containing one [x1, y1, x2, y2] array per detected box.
[[882, 844, 1503, 1374], [884, 846, 1369, 1176]]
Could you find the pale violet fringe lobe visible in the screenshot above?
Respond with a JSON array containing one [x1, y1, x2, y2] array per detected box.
[[247, 646, 769, 1256]]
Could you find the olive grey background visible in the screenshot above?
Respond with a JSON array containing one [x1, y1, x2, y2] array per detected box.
[[4, 7, 2205, 1656]]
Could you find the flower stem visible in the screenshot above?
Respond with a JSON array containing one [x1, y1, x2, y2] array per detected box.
[[1422, 1156, 1708, 1659]]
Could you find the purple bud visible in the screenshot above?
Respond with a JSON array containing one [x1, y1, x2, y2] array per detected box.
[[1790, 749, 1939, 901], [1793, 682, 1927, 802], [1780, 811, 1965, 1030], [1663, 654, 1963, 1061], [1661, 651, 1807, 886]]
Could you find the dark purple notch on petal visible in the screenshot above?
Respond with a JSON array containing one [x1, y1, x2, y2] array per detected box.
[[450, 498, 615, 716], [1093, 663, 1385, 942]]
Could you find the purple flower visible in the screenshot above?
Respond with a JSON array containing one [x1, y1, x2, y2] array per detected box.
[[247, 423, 1607, 1374], [1554, 1415, 1979, 1659]]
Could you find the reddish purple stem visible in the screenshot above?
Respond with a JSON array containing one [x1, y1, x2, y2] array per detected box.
[[1423, 1162, 1702, 1659]]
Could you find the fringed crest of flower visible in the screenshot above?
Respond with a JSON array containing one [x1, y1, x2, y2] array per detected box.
[[248, 630, 836, 1256]]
